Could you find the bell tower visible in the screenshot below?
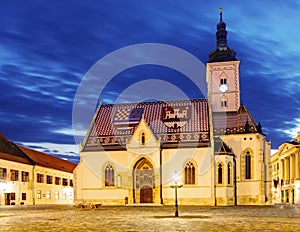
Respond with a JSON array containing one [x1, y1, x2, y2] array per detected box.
[[206, 8, 240, 112]]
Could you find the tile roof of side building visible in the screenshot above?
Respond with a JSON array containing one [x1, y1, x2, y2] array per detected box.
[[0, 132, 32, 165], [0, 132, 76, 173], [18, 146, 76, 173]]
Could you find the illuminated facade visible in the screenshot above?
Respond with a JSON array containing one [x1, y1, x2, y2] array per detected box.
[[271, 132, 300, 204], [0, 133, 76, 206], [74, 10, 272, 206]]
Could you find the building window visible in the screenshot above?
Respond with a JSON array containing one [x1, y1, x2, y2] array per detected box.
[[228, 162, 231, 185], [218, 163, 223, 184], [10, 169, 19, 181], [62, 191, 67, 200], [36, 190, 41, 199], [62, 178, 68, 186], [46, 175, 53, 184], [105, 164, 115, 186], [21, 171, 29, 182], [184, 161, 195, 185], [46, 190, 51, 199], [69, 179, 73, 187], [220, 78, 227, 85], [245, 152, 251, 179], [141, 132, 145, 145], [69, 191, 73, 200], [37, 174, 44, 183], [0, 167, 7, 180], [22, 193, 26, 201], [10, 193, 16, 200], [55, 177, 61, 185], [221, 100, 227, 107], [55, 191, 59, 200]]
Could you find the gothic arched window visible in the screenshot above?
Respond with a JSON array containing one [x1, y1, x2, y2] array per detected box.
[[227, 162, 232, 185], [220, 77, 227, 85], [245, 152, 251, 179], [141, 132, 145, 145], [221, 100, 227, 107], [105, 164, 115, 186], [218, 163, 223, 184], [220, 96, 228, 108], [184, 161, 195, 185]]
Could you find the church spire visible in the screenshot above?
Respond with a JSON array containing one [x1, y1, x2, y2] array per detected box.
[[209, 8, 236, 62]]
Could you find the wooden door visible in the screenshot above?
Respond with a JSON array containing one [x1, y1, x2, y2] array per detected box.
[[5, 193, 10, 205], [140, 186, 153, 203]]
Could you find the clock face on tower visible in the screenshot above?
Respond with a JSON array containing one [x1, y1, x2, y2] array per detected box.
[[219, 84, 228, 93]]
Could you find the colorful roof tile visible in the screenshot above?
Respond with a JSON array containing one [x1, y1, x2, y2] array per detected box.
[[83, 100, 261, 152], [83, 99, 210, 151], [213, 104, 259, 135]]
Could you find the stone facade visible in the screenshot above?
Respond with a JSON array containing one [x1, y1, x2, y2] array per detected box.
[[74, 10, 272, 206]]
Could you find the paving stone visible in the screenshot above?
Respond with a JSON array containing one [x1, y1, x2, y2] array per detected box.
[[0, 205, 299, 231]]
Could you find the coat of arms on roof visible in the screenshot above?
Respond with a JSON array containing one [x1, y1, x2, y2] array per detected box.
[[161, 106, 190, 129], [113, 108, 144, 130]]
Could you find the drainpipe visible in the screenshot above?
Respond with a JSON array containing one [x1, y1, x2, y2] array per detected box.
[[132, 168, 135, 204], [32, 165, 35, 205], [160, 147, 163, 204], [233, 155, 237, 205], [214, 152, 217, 206]]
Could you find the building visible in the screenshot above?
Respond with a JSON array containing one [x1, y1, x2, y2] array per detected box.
[[74, 9, 272, 206], [271, 132, 300, 204], [0, 132, 76, 206]]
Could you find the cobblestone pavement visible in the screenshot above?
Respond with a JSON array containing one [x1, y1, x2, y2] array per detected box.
[[0, 204, 299, 231]]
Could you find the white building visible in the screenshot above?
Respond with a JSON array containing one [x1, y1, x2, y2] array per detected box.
[[0, 133, 76, 206], [74, 9, 272, 206], [271, 132, 300, 204]]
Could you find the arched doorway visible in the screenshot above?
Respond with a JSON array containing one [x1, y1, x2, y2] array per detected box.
[[133, 158, 154, 203]]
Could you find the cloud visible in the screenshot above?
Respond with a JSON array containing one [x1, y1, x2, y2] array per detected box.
[[19, 142, 79, 164], [0, 0, 300, 160]]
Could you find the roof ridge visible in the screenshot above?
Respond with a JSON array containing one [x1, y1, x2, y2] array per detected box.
[[100, 98, 208, 106]]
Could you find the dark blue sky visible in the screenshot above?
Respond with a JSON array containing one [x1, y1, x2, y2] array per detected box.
[[1, 1, 300, 163]]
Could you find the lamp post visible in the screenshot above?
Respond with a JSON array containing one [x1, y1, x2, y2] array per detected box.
[[170, 173, 183, 217]]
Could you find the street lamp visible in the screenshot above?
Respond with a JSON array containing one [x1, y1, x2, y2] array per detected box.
[[170, 172, 183, 217]]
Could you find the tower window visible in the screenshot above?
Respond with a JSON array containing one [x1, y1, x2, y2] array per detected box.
[[221, 100, 227, 107], [220, 78, 227, 85]]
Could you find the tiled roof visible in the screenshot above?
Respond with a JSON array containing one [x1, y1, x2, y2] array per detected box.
[[83, 99, 210, 151], [214, 137, 233, 154], [83, 100, 261, 151], [19, 146, 76, 173], [0, 132, 76, 173], [213, 104, 260, 135], [0, 133, 32, 165], [0, 152, 33, 165]]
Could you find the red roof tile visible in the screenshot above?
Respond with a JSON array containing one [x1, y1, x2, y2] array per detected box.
[[0, 152, 33, 165], [18, 146, 76, 173]]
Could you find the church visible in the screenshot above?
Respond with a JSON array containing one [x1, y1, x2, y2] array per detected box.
[[74, 9, 272, 206]]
